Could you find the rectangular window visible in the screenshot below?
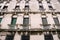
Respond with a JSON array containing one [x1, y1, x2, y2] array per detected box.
[[53, 18, 59, 24], [48, 6, 53, 10], [46, 0, 50, 3], [11, 18, 17, 25], [9, 18, 17, 29], [25, 5, 29, 10], [0, 18, 2, 23], [44, 34, 53, 40], [42, 18, 50, 29], [39, 1, 42, 3], [25, 0, 30, 3], [58, 0, 60, 3], [25, 1, 29, 3], [37, 0, 42, 3], [3, 6, 8, 9], [38, 1, 42, 3], [47, 1, 50, 3], [0, 6, 1, 9], [57, 31, 60, 39], [42, 18, 48, 24], [5, 35, 14, 40], [21, 35, 30, 40], [23, 17, 29, 25], [39, 5, 44, 10], [15, 6, 20, 9]]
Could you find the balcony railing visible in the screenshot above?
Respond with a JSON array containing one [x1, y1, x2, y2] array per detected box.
[[13, 9, 20, 12], [53, 24, 60, 29], [39, 8, 45, 12], [1, 9, 8, 12], [20, 24, 30, 27], [20, 24, 30, 30], [8, 24, 18, 29], [8, 24, 30, 31], [49, 8, 55, 12], [23, 8, 31, 12], [40, 24, 51, 30]]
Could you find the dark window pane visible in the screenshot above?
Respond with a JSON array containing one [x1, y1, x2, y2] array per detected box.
[[38, 1, 42, 3], [58, 0, 60, 3], [21, 35, 30, 40], [37, 0, 42, 3], [57, 31, 60, 39], [53, 18, 59, 24], [0, 18, 2, 23], [26, 1, 29, 3], [11, 18, 17, 25], [47, 1, 50, 3], [25, 5, 29, 10], [3, 6, 8, 9], [44, 34, 53, 40], [42, 18, 48, 24], [0, 6, 1, 8], [39, 5, 44, 10], [15, 6, 20, 9], [48, 6, 53, 9], [23, 17, 29, 25], [5, 35, 14, 40]]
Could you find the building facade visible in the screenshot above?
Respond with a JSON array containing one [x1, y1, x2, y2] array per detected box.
[[0, 0, 60, 40]]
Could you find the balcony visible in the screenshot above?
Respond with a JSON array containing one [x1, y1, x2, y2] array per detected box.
[[23, 8, 31, 12], [1, 9, 8, 12], [40, 24, 51, 30], [53, 24, 60, 30], [13, 9, 20, 12], [39, 8, 45, 12], [49, 8, 55, 12], [7, 24, 30, 31], [20, 24, 30, 26], [8, 24, 18, 30], [20, 24, 30, 31]]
